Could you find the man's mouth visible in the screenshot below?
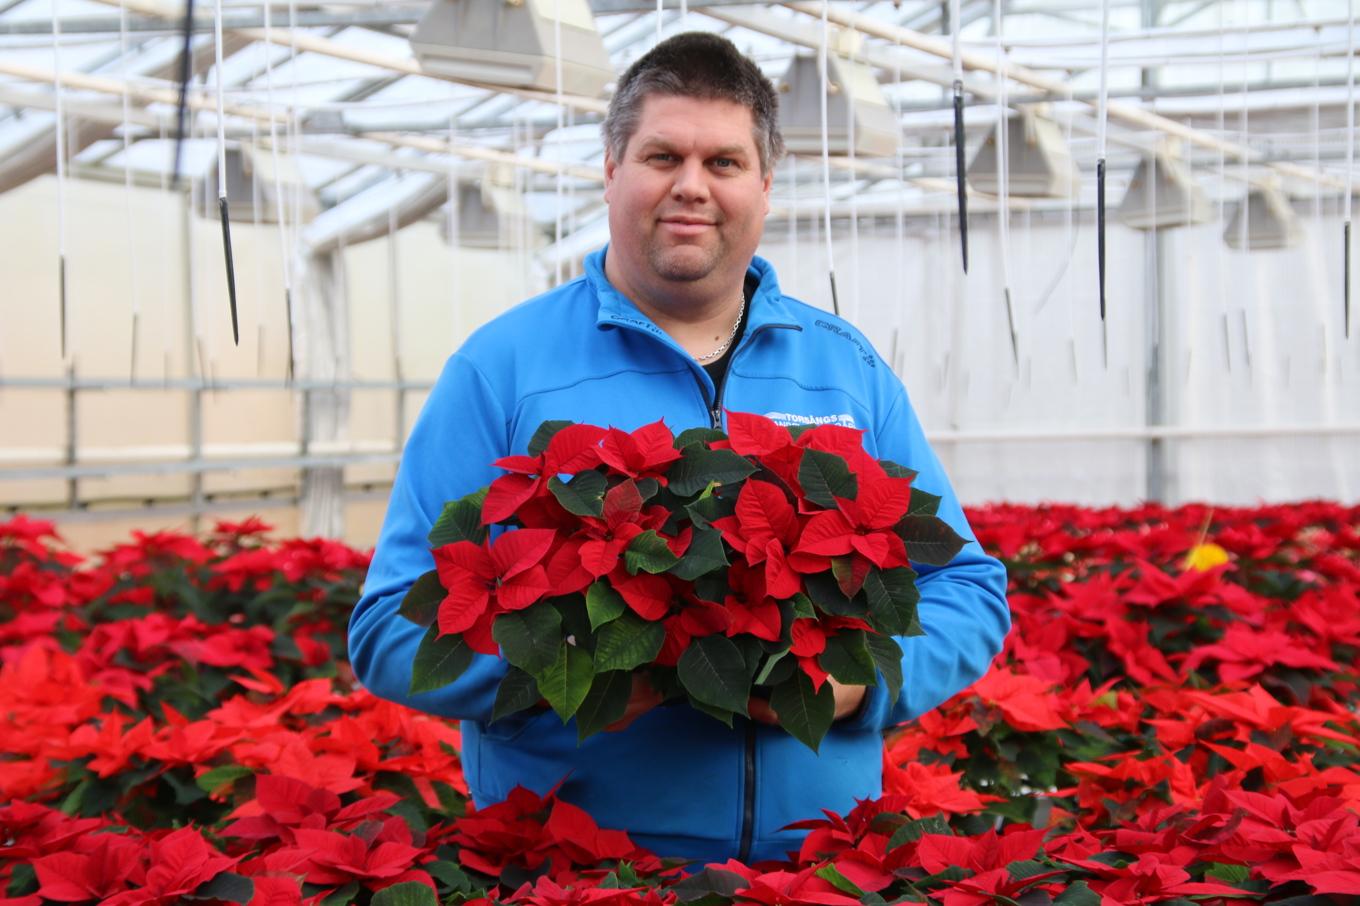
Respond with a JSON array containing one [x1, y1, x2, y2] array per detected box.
[[659, 217, 716, 236]]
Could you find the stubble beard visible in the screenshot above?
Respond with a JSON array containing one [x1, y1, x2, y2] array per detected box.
[[645, 235, 724, 283]]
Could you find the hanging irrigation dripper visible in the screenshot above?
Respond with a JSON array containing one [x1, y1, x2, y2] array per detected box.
[[1097, 157, 1107, 321], [58, 254, 67, 360], [218, 197, 240, 345]]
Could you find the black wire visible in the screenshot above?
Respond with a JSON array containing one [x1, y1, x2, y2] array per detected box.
[[170, 0, 195, 189]]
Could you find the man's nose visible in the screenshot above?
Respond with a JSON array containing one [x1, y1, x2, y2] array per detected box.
[[670, 158, 710, 202]]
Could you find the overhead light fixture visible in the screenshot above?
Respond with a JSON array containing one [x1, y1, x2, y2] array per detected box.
[[1224, 181, 1302, 250], [776, 53, 899, 158], [194, 146, 318, 224], [967, 106, 1079, 198], [1117, 148, 1212, 230], [439, 165, 533, 249], [410, 0, 613, 97]]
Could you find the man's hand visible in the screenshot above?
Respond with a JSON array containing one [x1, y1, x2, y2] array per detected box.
[[604, 674, 665, 732], [747, 678, 866, 725]]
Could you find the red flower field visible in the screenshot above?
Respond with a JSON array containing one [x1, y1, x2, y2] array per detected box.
[[1, 501, 1358, 904]]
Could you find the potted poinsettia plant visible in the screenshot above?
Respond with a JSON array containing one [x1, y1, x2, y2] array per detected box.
[[398, 412, 966, 751]]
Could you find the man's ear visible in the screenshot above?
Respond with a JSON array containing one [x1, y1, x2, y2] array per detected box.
[[603, 150, 617, 203], [761, 166, 773, 214]]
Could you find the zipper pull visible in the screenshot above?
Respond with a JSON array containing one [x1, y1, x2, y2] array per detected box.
[[710, 407, 722, 430]]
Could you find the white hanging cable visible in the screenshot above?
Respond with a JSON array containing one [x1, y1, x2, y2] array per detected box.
[[1096, 0, 1110, 325], [119, 0, 141, 380], [893, 30, 908, 375], [818, 1, 839, 317], [52, 0, 70, 362], [250, 115, 265, 376], [214, 0, 240, 346], [994, 2, 1018, 371], [1345, 0, 1355, 338], [787, 155, 798, 290], [264, 0, 295, 381], [157, 114, 173, 380], [447, 115, 461, 347], [554, 0, 565, 287], [1238, 2, 1250, 260], [846, 25, 861, 325], [1216, 2, 1231, 372], [567, 106, 578, 280]]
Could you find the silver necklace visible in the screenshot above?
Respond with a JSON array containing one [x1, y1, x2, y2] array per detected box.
[[694, 296, 746, 363]]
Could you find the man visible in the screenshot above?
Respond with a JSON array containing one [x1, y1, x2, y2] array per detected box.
[[349, 32, 1010, 866]]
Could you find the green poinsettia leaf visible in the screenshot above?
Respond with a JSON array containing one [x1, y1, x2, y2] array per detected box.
[[687, 697, 737, 727], [791, 593, 816, 621], [399, 570, 445, 627], [674, 426, 727, 449], [528, 419, 574, 457], [585, 581, 627, 630], [670, 868, 750, 902], [818, 630, 878, 686], [1053, 882, 1101, 906], [574, 670, 635, 741], [887, 815, 953, 851], [593, 612, 665, 672], [427, 488, 489, 547], [492, 602, 562, 675], [410, 625, 473, 695], [370, 881, 438, 906], [669, 527, 729, 581], [548, 470, 607, 517], [668, 447, 757, 497], [537, 643, 594, 723], [798, 448, 858, 508], [769, 671, 835, 753], [677, 634, 752, 716], [815, 865, 864, 897], [865, 632, 904, 706], [862, 567, 922, 637], [624, 530, 681, 575], [752, 649, 790, 687], [907, 489, 943, 517], [191, 873, 254, 905], [895, 514, 967, 566], [804, 572, 868, 618], [879, 459, 919, 482], [195, 765, 252, 795], [492, 667, 542, 723]]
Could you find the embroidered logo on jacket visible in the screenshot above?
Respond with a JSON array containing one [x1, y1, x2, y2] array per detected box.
[[764, 411, 858, 428]]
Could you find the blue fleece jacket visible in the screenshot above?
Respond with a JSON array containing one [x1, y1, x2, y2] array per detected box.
[[348, 247, 1010, 865]]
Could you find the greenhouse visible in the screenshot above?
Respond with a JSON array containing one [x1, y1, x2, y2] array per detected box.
[[1, 1, 1358, 902]]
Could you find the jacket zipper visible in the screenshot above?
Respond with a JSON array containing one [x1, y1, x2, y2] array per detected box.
[[626, 314, 800, 862], [694, 321, 795, 865]]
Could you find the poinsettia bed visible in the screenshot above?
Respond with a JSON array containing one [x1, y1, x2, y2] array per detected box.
[[1, 500, 1358, 904]]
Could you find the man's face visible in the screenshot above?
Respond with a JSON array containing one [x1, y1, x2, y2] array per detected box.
[[603, 94, 773, 298]]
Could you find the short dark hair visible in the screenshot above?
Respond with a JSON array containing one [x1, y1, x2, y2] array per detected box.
[[603, 32, 785, 175]]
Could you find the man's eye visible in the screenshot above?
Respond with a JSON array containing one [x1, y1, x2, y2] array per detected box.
[[650, 153, 677, 162], [713, 158, 735, 168]]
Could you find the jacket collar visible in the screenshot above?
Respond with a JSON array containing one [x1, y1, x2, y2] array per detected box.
[[586, 245, 799, 335]]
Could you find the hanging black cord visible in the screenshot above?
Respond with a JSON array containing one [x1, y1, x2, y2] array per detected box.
[[170, 0, 195, 188]]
